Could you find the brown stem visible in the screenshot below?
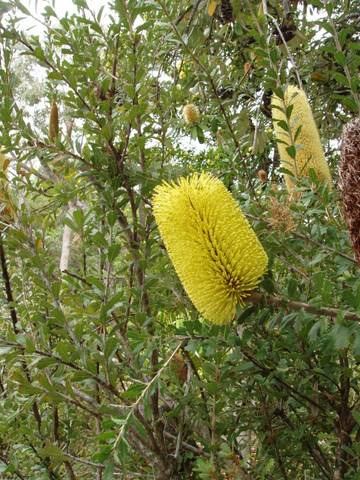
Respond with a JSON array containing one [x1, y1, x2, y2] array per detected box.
[[53, 406, 60, 443], [0, 233, 19, 333], [64, 462, 77, 480], [247, 292, 360, 322], [333, 353, 356, 478]]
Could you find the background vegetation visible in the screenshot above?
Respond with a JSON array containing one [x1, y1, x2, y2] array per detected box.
[[0, 0, 360, 478]]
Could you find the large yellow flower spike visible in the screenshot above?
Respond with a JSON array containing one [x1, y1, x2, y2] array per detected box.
[[153, 173, 268, 325], [272, 85, 332, 192]]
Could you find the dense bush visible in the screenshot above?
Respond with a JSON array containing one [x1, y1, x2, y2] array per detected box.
[[0, 1, 359, 478]]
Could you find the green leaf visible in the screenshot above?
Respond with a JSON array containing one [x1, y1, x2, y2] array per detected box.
[[122, 384, 144, 401], [107, 244, 121, 262], [0, 346, 13, 355], [39, 444, 66, 461], [286, 145, 297, 159], [196, 125, 205, 144], [73, 0, 88, 8], [331, 323, 350, 350], [353, 411, 360, 426], [34, 357, 58, 369], [115, 438, 129, 464], [104, 460, 115, 480], [275, 120, 289, 133], [73, 209, 85, 229], [334, 51, 347, 66], [285, 104, 294, 119]]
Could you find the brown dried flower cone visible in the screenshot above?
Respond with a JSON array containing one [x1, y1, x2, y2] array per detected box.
[[49, 100, 59, 142], [221, 0, 234, 23], [339, 117, 360, 264], [257, 169, 268, 183]]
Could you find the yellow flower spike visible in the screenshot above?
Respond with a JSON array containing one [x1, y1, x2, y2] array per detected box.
[[182, 104, 200, 125], [272, 86, 332, 192], [152, 173, 268, 325]]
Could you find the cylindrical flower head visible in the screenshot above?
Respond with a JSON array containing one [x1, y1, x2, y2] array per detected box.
[[339, 117, 360, 265], [272, 86, 332, 192], [49, 100, 59, 141], [183, 104, 200, 125], [153, 173, 268, 325]]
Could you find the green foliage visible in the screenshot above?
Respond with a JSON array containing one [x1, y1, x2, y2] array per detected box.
[[0, 0, 359, 479]]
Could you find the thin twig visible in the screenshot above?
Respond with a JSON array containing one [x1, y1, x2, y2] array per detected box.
[[113, 341, 184, 450], [64, 452, 103, 469], [0, 233, 19, 333], [264, 10, 303, 89]]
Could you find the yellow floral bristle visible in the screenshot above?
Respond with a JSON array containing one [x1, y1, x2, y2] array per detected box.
[[152, 173, 268, 325], [49, 100, 59, 141], [272, 86, 332, 192], [182, 104, 200, 125]]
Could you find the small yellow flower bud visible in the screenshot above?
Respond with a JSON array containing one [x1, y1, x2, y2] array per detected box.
[[182, 103, 200, 125]]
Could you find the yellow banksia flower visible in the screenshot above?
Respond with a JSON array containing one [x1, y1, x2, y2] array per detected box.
[[49, 100, 59, 141], [272, 86, 332, 192], [183, 104, 200, 125], [152, 173, 268, 325]]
